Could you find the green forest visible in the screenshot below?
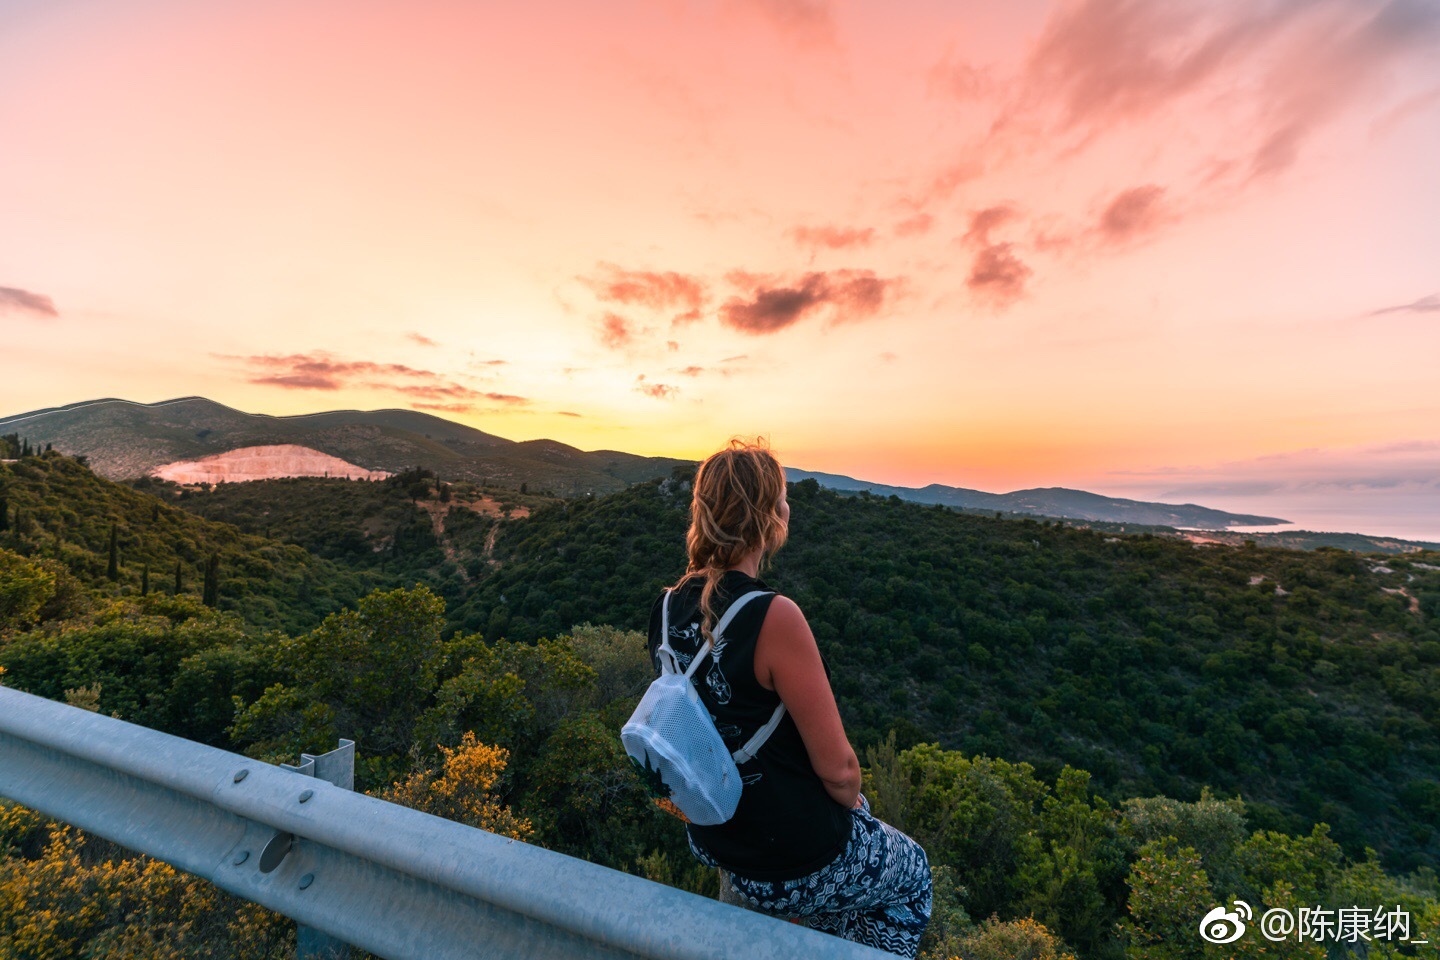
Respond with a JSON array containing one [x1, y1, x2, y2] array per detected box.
[[1, 446, 1437, 959]]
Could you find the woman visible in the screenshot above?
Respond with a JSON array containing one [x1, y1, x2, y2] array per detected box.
[[646, 439, 932, 958]]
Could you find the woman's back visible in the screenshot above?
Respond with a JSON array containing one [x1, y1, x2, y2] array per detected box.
[[647, 569, 852, 880]]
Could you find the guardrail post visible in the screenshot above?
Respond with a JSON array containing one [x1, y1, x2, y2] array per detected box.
[[284, 740, 356, 959]]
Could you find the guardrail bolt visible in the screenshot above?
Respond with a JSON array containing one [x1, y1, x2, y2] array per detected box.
[[232, 850, 250, 865], [233, 769, 249, 783], [299, 873, 315, 890], [299, 789, 314, 803]]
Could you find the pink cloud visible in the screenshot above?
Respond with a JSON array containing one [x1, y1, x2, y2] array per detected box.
[[789, 224, 876, 250], [967, 244, 1032, 305], [412, 402, 473, 413], [735, 0, 837, 48], [1001, 0, 1440, 184], [223, 350, 529, 406], [583, 264, 708, 312], [962, 205, 1018, 247], [1097, 184, 1168, 243], [894, 213, 934, 237], [598, 312, 635, 350], [634, 374, 678, 399]]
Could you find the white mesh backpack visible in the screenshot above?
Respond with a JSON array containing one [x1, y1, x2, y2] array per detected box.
[[621, 588, 787, 826]]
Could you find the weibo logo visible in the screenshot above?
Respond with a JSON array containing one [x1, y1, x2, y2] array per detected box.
[[1199, 901, 1253, 944]]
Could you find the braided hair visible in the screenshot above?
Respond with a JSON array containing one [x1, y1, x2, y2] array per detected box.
[[674, 438, 789, 644]]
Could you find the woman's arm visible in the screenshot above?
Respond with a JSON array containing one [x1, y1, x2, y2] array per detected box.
[[753, 596, 861, 809]]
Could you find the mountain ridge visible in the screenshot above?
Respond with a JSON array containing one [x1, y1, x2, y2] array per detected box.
[[785, 468, 1289, 528], [0, 396, 684, 495], [6, 396, 1284, 528]]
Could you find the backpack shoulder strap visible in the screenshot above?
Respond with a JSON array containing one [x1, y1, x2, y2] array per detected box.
[[732, 702, 786, 765], [707, 588, 789, 762], [681, 588, 771, 680], [711, 589, 771, 642], [655, 589, 681, 675]]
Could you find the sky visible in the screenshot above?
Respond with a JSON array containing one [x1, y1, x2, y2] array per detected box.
[[2, 0, 1438, 538]]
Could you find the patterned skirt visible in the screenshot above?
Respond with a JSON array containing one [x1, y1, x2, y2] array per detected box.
[[689, 795, 933, 958]]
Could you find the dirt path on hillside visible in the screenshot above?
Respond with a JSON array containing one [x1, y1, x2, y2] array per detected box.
[[1383, 586, 1422, 614], [419, 496, 530, 578], [419, 501, 469, 583]]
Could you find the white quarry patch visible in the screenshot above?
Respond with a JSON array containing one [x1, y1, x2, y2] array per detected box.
[[150, 444, 391, 483]]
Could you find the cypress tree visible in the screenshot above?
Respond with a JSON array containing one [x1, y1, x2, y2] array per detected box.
[[151, 503, 160, 523], [0, 494, 8, 531], [106, 523, 119, 581], [202, 553, 219, 607], [141, 564, 150, 596], [174, 560, 183, 595]]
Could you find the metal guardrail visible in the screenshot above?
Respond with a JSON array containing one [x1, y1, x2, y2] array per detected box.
[[0, 685, 893, 960]]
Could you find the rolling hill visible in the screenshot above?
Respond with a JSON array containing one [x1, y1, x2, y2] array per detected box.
[[6, 396, 1299, 529], [0, 397, 687, 495]]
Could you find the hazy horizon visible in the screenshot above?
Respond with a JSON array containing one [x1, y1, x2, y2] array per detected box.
[[2, 0, 1437, 534], [3, 392, 1436, 544]]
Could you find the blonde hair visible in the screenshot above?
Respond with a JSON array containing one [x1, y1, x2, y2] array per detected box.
[[675, 438, 789, 644]]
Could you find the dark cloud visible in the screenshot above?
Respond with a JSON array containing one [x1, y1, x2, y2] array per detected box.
[[634, 375, 679, 400], [0, 286, 59, 319], [721, 270, 895, 334], [584, 264, 708, 312], [967, 244, 1032, 305], [1098, 184, 1167, 243], [894, 213, 934, 237], [406, 332, 438, 347], [1370, 293, 1440, 316], [789, 225, 876, 250], [598, 312, 635, 350], [962, 205, 1018, 247]]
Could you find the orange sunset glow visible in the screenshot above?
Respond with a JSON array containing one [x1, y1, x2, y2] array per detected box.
[[2, 0, 1438, 537]]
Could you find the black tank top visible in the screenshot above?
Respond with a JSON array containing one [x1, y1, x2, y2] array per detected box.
[[646, 570, 852, 881]]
